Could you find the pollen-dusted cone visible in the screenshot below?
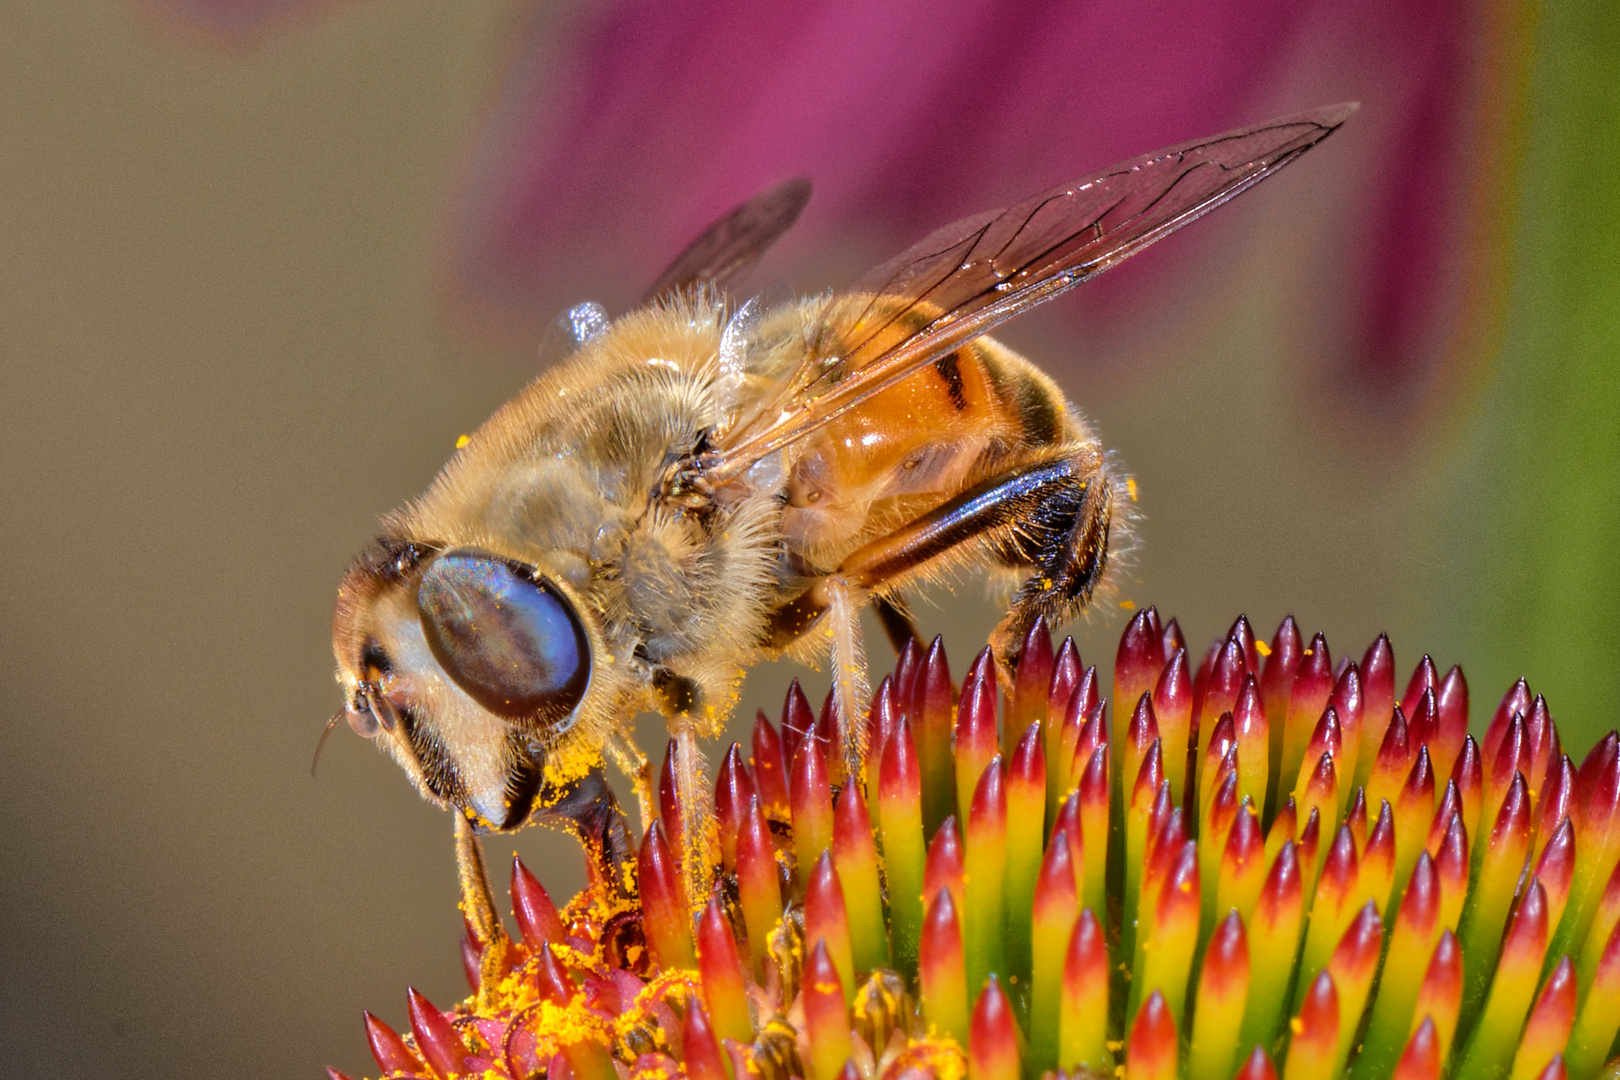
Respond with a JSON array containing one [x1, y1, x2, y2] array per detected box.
[[696, 896, 752, 1047], [1029, 825, 1079, 1074], [879, 712, 925, 975], [804, 851, 856, 1003], [832, 782, 887, 974], [1410, 929, 1463, 1065], [734, 794, 781, 976], [1283, 971, 1340, 1080], [511, 856, 564, 948], [962, 757, 1008, 1002], [801, 939, 851, 1080], [334, 615, 1620, 1080], [1187, 910, 1248, 1080], [920, 887, 969, 1046], [1059, 906, 1109, 1076], [363, 1011, 423, 1076], [955, 649, 1000, 819], [406, 987, 473, 1080], [637, 821, 695, 970], [681, 996, 730, 1080], [790, 734, 834, 874], [1127, 989, 1178, 1080], [714, 743, 755, 871], [968, 976, 1019, 1080], [750, 709, 789, 816]]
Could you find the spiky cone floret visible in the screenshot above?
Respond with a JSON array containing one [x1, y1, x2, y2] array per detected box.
[[340, 613, 1620, 1080]]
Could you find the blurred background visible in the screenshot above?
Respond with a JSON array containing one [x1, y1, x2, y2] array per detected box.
[[1, 1, 1615, 1078]]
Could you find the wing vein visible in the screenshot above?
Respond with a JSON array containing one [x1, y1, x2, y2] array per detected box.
[[696, 105, 1354, 487]]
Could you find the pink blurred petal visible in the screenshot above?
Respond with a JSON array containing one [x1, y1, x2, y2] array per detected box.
[[450, 0, 1492, 399]]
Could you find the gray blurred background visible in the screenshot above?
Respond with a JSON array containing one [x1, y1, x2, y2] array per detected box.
[[1, 3, 1612, 1079]]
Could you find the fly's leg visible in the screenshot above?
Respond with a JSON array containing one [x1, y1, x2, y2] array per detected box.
[[845, 450, 1112, 669], [453, 813, 500, 940], [604, 727, 657, 838], [818, 574, 871, 784], [454, 771, 634, 999], [873, 593, 924, 655], [454, 814, 511, 1006], [668, 718, 718, 910], [530, 767, 634, 897], [978, 459, 1114, 666], [774, 445, 1115, 671], [603, 687, 718, 911]]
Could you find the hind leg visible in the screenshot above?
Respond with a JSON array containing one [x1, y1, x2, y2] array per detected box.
[[982, 457, 1116, 665], [765, 445, 1118, 779], [833, 447, 1116, 670]]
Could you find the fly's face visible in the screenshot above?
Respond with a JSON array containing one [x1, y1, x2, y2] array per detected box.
[[332, 538, 596, 831]]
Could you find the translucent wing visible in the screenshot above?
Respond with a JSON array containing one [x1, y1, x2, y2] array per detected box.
[[699, 104, 1354, 485], [641, 177, 813, 303]]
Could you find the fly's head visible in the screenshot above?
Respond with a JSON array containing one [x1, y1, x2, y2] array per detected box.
[[332, 537, 601, 831]]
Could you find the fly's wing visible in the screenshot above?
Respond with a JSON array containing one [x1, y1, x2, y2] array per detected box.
[[641, 178, 813, 304], [699, 104, 1354, 485]]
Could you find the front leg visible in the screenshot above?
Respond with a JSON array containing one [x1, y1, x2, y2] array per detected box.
[[454, 814, 510, 1007], [529, 766, 635, 895], [603, 727, 657, 837]]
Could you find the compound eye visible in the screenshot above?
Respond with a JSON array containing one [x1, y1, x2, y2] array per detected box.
[[415, 551, 590, 724]]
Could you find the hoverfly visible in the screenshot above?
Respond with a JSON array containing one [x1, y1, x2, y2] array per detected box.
[[329, 105, 1352, 875]]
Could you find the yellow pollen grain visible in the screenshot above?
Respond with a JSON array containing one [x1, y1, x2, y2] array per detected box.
[[1256, 640, 1272, 657], [1120, 599, 1137, 610], [1127, 478, 1138, 502], [455, 434, 471, 448]]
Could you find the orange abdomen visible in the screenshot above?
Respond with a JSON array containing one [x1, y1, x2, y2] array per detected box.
[[780, 336, 1081, 567]]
